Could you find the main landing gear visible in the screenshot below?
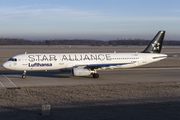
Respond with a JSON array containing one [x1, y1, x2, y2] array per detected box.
[[92, 70, 99, 78], [22, 70, 26, 79], [93, 73, 99, 78]]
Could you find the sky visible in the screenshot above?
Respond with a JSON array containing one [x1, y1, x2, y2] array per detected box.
[[0, 0, 180, 40]]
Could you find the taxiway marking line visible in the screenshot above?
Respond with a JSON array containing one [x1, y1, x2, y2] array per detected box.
[[2, 74, 17, 87], [0, 82, 4, 87]]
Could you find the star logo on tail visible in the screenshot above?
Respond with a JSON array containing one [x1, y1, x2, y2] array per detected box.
[[152, 41, 160, 51]]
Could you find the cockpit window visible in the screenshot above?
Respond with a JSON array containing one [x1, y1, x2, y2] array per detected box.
[[8, 58, 17, 61]]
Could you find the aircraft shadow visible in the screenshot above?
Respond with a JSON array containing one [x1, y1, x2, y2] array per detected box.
[[0, 70, 94, 79], [0, 70, 71, 78]]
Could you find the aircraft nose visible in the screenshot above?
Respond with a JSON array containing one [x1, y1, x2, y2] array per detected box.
[[2, 62, 9, 69]]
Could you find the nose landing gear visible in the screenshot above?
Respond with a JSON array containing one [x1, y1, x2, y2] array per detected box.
[[22, 70, 26, 79]]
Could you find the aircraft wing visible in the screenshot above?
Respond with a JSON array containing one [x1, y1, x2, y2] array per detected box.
[[77, 63, 131, 69]]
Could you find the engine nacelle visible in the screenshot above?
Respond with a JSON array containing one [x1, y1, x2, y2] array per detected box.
[[72, 68, 92, 76]]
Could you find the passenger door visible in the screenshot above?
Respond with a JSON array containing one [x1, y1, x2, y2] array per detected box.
[[142, 55, 147, 64], [22, 55, 28, 65]]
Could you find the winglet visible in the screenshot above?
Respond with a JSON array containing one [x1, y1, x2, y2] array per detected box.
[[142, 31, 165, 53]]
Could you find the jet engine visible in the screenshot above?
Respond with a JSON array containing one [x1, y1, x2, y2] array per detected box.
[[72, 68, 92, 76]]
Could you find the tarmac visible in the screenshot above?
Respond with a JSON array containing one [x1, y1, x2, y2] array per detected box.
[[1, 45, 180, 119], [0, 67, 180, 88], [0, 45, 180, 88]]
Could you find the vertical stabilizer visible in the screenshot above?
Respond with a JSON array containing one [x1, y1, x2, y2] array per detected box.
[[142, 31, 165, 53]]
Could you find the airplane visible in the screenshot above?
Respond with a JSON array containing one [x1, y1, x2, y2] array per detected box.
[[2, 31, 167, 79]]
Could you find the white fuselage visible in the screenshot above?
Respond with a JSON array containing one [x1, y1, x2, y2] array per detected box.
[[2, 52, 167, 71]]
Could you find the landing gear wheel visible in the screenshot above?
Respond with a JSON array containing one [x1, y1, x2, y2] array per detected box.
[[22, 70, 26, 79], [22, 75, 26, 79], [93, 73, 99, 78]]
